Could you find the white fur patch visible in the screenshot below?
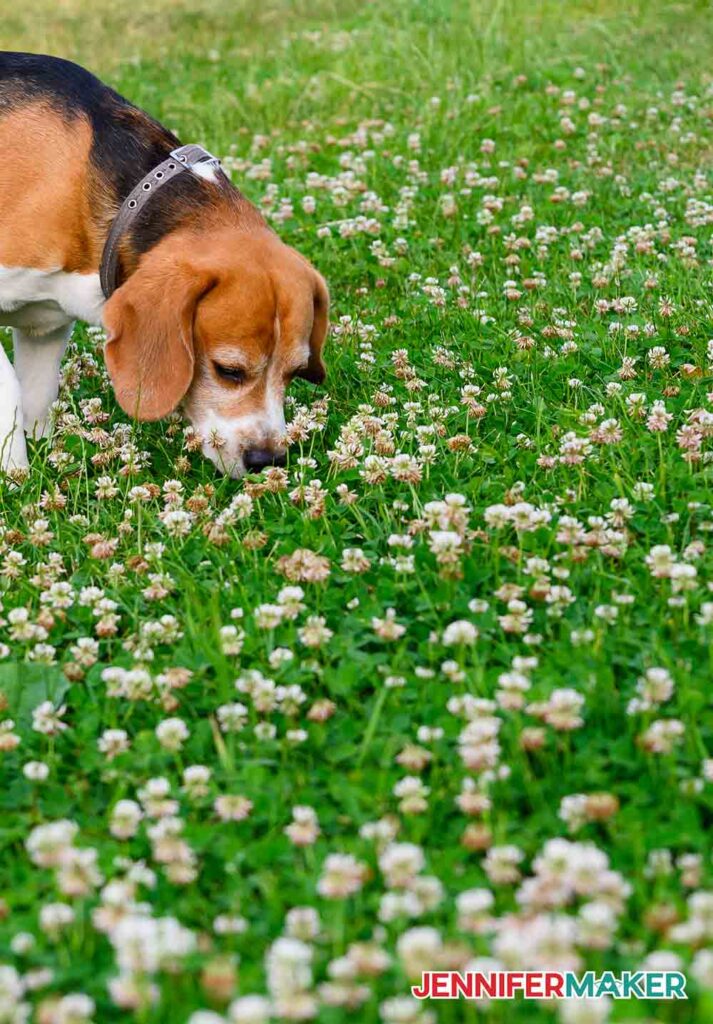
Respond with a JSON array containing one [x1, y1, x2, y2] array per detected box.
[[0, 265, 105, 330], [0, 265, 105, 473], [0, 344, 28, 471], [191, 380, 288, 478], [191, 162, 218, 182], [14, 325, 72, 436]]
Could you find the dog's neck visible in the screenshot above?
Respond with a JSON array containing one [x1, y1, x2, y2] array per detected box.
[[93, 120, 237, 290], [0, 54, 256, 283]]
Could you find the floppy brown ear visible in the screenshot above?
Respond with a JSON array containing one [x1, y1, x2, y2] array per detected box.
[[103, 252, 216, 421], [301, 272, 329, 385]]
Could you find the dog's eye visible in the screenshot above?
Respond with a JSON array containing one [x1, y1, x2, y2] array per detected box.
[[214, 363, 246, 384]]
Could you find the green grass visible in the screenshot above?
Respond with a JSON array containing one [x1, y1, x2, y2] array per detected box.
[[1, 0, 713, 1021]]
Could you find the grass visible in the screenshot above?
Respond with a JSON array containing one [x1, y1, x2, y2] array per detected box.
[[1, 0, 713, 1021]]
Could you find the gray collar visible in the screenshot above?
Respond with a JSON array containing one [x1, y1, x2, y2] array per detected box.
[[99, 143, 221, 299]]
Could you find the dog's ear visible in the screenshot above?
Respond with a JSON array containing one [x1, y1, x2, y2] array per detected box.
[[298, 271, 329, 385], [103, 250, 216, 421]]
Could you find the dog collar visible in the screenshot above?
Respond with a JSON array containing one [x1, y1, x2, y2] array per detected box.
[[99, 143, 222, 299]]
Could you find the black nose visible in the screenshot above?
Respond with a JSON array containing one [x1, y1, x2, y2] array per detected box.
[[243, 448, 287, 472]]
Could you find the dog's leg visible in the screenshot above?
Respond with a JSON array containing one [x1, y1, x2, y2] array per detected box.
[[13, 324, 72, 438], [0, 341, 28, 471]]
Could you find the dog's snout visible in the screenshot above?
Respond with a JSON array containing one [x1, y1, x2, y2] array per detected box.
[[243, 447, 287, 472]]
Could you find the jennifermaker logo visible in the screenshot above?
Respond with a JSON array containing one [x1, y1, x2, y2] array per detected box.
[[411, 970, 687, 1001]]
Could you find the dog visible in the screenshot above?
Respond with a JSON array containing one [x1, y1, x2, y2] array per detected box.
[[0, 52, 328, 477]]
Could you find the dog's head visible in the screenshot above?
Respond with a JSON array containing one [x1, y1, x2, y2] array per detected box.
[[103, 226, 328, 476]]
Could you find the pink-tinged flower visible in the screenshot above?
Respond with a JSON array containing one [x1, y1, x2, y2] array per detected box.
[[214, 795, 253, 822], [317, 854, 368, 898]]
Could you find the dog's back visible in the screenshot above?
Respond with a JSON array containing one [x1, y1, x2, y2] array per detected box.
[[0, 51, 116, 112]]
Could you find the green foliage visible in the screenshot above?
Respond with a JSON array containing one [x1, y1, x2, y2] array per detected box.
[[0, 1, 713, 1022]]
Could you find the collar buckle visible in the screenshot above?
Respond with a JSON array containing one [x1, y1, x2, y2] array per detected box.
[[99, 144, 221, 299]]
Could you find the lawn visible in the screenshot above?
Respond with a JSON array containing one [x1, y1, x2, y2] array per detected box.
[[1, 0, 713, 1021]]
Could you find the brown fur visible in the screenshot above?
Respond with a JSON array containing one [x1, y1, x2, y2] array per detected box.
[[0, 103, 100, 269]]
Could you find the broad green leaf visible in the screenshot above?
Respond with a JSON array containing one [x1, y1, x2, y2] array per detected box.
[[0, 662, 69, 726]]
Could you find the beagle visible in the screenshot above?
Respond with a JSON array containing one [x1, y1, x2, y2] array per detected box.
[[0, 52, 328, 477]]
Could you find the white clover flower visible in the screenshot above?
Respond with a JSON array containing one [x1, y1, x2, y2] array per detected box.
[[317, 854, 367, 899], [10, 932, 35, 955], [214, 914, 248, 936], [97, 728, 130, 759], [379, 995, 428, 1023], [371, 608, 406, 641], [109, 914, 196, 975], [27, 820, 78, 867], [155, 717, 189, 752], [285, 906, 321, 941], [183, 764, 211, 791], [254, 604, 285, 629], [110, 800, 143, 840], [266, 935, 313, 1001], [23, 761, 49, 782], [397, 926, 442, 979], [158, 508, 195, 536], [442, 620, 478, 645], [456, 888, 495, 933], [228, 995, 272, 1023], [31, 700, 68, 735], [220, 624, 245, 655], [40, 902, 76, 937], [0, 964, 25, 1006], [379, 843, 425, 888], [55, 992, 96, 1023]]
